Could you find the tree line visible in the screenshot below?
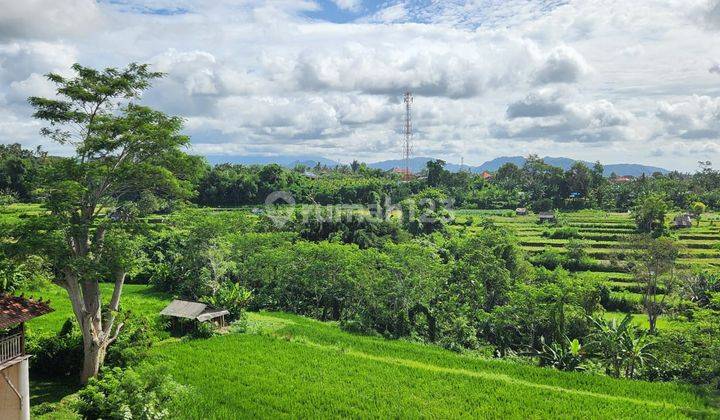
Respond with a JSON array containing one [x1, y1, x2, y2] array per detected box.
[[6, 142, 720, 215]]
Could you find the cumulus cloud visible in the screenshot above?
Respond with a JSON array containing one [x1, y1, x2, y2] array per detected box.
[[506, 89, 566, 118], [656, 95, 720, 140], [0, 0, 102, 41], [494, 95, 634, 143], [532, 46, 590, 85]]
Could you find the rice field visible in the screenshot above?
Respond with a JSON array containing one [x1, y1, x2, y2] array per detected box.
[[148, 312, 718, 418], [452, 209, 720, 328], [28, 285, 720, 419]]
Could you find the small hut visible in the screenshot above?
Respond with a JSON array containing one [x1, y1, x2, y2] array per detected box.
[[515, 207, 528, 216], [160, 300, 229, 334], [673, 213, 693, 229], [538, 211, 556, 223]]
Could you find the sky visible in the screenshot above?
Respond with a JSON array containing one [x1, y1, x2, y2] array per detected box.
[[0, 0, 719, 171]]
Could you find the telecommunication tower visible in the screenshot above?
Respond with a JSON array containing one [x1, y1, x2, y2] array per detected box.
[[403, 91, 413, 181]]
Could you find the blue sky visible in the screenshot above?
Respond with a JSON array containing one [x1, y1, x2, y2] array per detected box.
[[0, 0, 719, 171]]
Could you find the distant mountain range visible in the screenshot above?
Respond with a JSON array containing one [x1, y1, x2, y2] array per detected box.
[[205, 155, 339, 167], [205, 155, 670, 177]]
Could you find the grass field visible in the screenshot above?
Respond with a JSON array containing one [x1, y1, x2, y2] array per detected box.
[[151, 312, 719, 419], [24, 283, 171, 336], [28, 285, 720, 419]]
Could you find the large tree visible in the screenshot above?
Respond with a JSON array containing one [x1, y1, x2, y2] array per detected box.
[[13, 63, 200, 382]]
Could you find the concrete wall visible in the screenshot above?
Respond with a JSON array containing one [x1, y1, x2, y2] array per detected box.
[[0, 358, 29, 420], [0, 361, 21, 420]]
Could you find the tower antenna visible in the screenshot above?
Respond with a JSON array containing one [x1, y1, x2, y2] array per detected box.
[[403, 91, 413, 181]]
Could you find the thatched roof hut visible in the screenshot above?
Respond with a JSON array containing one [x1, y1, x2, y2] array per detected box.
[[673, 213, 692, 229], [160, 300, 229, 327]]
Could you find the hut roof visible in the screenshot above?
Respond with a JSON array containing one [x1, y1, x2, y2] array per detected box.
[[0, 294, 54, 329], [673, 213, 692, 227], [160, 300, 229, 321]]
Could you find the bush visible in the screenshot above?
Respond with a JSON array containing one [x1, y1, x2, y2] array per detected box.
[[601, 293, 640, 313], [189, 321, 218, 339], [532, 198, 553, 212], [201, 282, 252, 322], [0, 194, 17, 206], [29, 315, 162, 379], [645, 311, 720, 388], [105, 315, 159, 368], [542, 227, 580, 239], [27, 318, 83, 378], [530, 248, 567, 270], [76, 366, 186, 419]]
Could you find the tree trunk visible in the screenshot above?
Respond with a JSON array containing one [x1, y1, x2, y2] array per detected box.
[[648, 313, 657, 334], [63, 269, 126, 384], [81, 339, 106, 383]]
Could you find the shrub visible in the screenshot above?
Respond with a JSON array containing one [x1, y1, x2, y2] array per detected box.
[[76, 366, 186, 419], [645, 311, 720, 388], [202, 282, 252, 322], [29, 315, 161, 379], [0, 194, 17, 206], [105, 316, 158, 368], [601, 293, 640, 313], [542, 226, 580, 239], [532, 198, 553, 212], [27, 318, 83, 378], [189, 321, 218, 339], [530, 248, 567, 270]]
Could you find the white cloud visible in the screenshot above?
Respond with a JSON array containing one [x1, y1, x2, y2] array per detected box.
[[532, 46, 591, 85], [494, 89, 636, 144], [330, 0, 363, 13], [0, 0, 719, 171], [0, 0, 102, 41], [656, 95, 720, 140]]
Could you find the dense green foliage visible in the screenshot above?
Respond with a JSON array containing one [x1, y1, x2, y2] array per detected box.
[[76, 366, 185, 420]]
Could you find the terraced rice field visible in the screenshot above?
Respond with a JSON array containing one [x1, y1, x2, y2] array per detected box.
[[452, 209, 720, 328]]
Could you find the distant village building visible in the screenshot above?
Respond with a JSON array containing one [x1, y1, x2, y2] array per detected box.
[[302, 171, 318, 179], [392, 167, 413, 178], [481, 171, 493, 181], [0, 294, 54, 420], [160, 300, 229, 334], [538, 211, 556, 223], [611, 175, 634, 183], [673, 213, 693, 229], [515, 208, 528, 216]]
